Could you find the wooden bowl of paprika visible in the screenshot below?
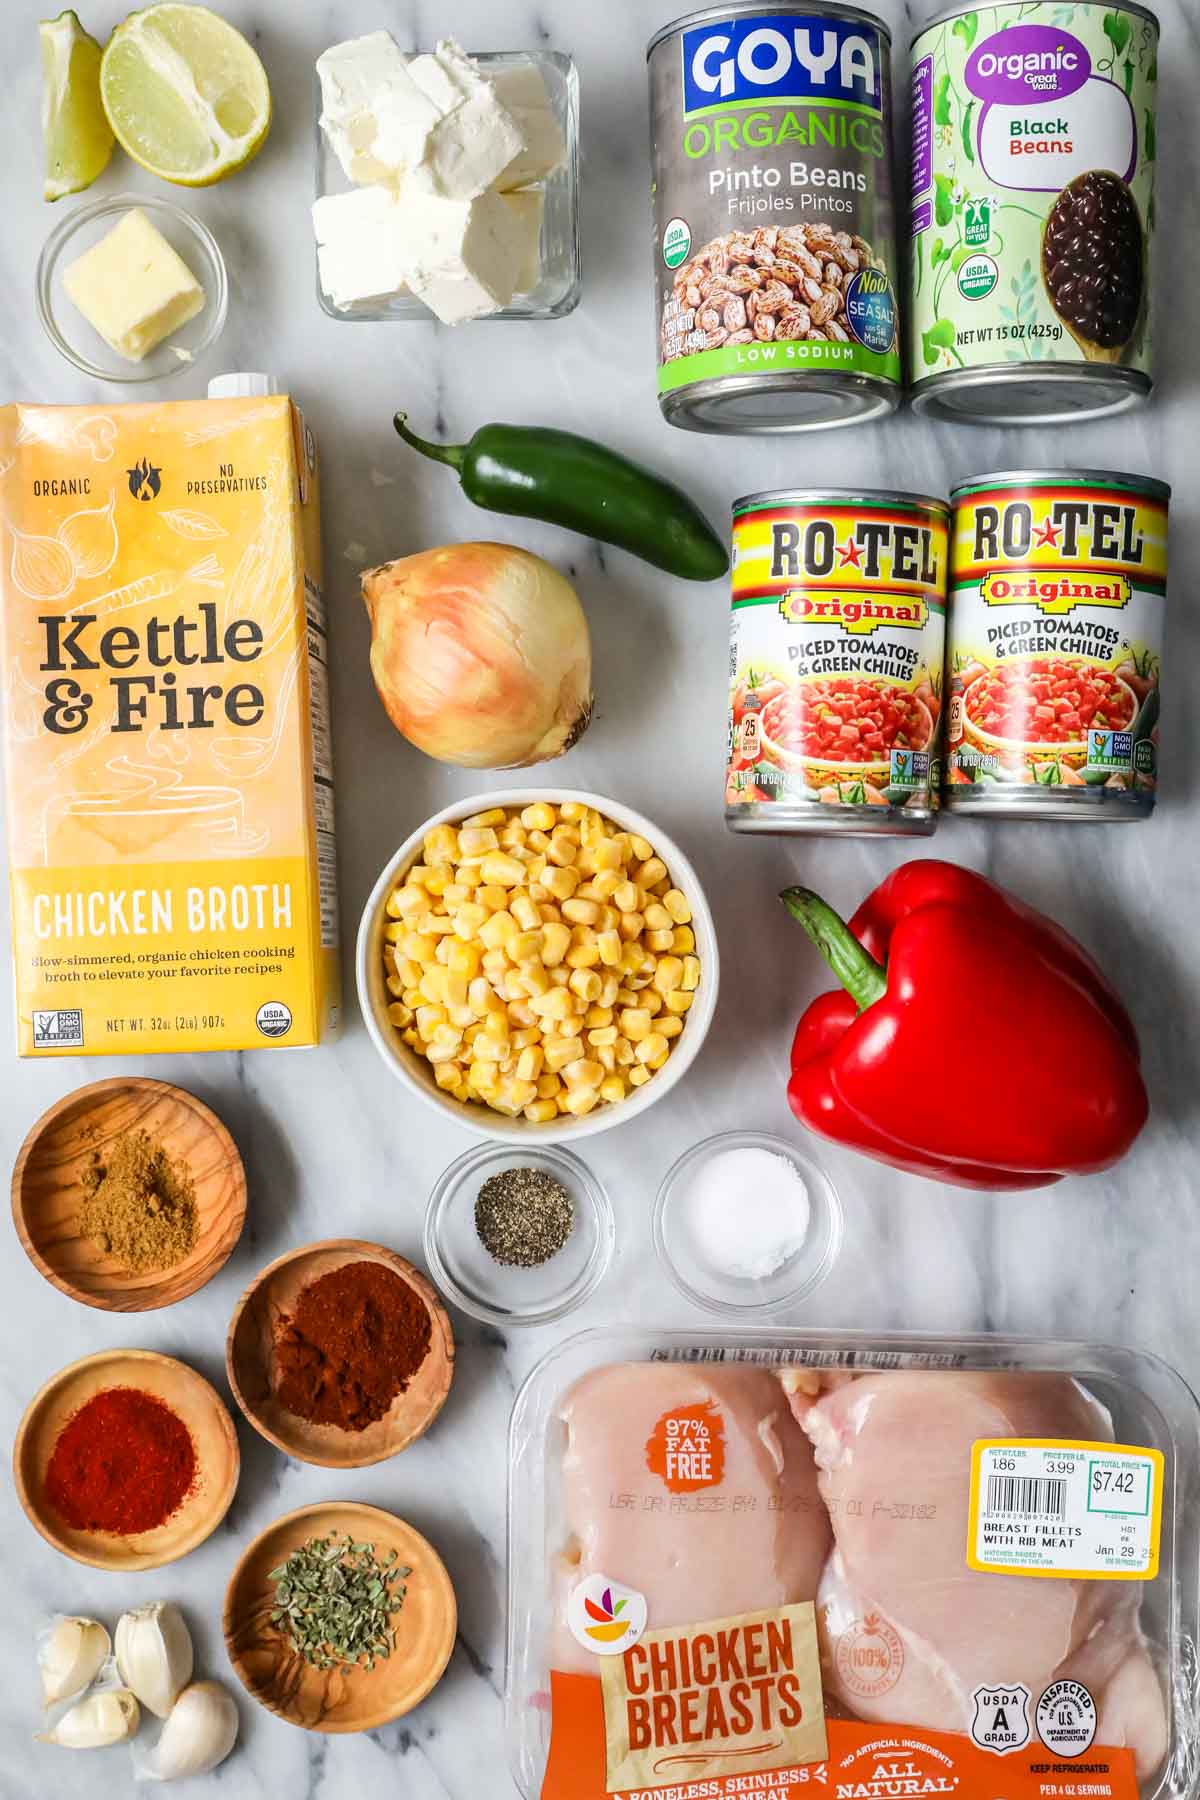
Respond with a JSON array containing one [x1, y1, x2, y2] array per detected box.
[[13, 1347, 240, 1570], [11, 1077, 247, 1313], [226, 1239, 454, 1469]]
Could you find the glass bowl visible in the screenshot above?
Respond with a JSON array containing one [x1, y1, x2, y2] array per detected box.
[[314, 50, 580, 322], [424, 1143, 613, 1327], [36, 193, 229, 384], [653, 1131, 843, 1317]]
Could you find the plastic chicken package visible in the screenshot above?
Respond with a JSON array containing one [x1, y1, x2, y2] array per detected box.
[[506, 1330, 1200, 1800]]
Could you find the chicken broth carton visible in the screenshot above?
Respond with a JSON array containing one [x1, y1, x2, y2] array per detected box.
[[0, 392, 339, 1055]]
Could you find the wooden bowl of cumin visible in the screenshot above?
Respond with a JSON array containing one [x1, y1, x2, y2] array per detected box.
[[11, 1077, 246, 1312]]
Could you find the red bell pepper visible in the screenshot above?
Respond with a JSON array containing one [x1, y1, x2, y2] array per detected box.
[[781, 860, 1148, 1190]]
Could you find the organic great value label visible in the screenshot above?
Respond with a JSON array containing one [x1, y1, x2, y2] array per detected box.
[[726, 494, 947, 821], [649, 9, 901, 396], [967, 1438, 1164, 1579], [944, 475, 1167, 802], [910, 3, 1158, 383]]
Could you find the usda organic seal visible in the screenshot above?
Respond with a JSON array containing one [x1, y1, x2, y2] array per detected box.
[[1036, 1680, 1097, 1757]]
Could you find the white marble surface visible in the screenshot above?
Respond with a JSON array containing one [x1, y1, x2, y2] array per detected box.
[[1, 0, 1198, 1793]]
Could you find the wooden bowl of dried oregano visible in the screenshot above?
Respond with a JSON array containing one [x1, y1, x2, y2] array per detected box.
[[11, 1077, 247, 1312]]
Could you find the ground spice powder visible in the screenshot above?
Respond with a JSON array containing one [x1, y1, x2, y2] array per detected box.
[[273, 1261, 433, 1433], [78, 1129, 199, 1273], [44, 1387, 197, 1535]]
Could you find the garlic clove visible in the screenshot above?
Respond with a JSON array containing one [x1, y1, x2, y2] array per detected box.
[[114, 1602, 193, 1719], [36, 1688, 139, 1748], [9, 525, 76, 601], [37, 1615, 111, 1708], [133, 1680, 239, 1782]]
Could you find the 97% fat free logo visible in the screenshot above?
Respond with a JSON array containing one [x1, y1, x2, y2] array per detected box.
[[567, 1575, 648, 1657]]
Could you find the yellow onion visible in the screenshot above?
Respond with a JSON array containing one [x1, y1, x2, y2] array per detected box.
[[361, 543, 592, 769]]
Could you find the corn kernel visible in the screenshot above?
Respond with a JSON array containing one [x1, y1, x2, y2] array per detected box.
[[600, 1075, 626, 1104], [499, 819, 528, 848], [478, 910, 517, 952], [511, 928, 544, 963], [511, 892, 540, 932], [642, 992, 664, 1017], [563, 1058, 603, 1091], [424, 823, 458, 861], [566, 943, 601, 970], [672, 927, 696, 954], [515, 1045, 544, 1083], [541, 921, 571, 966], [463, 807, 507, 828], [402, 1027, 420, 1049], [537, 1072, 562, 1099], [560, 800, 587, 822], [543, 863, 580, 900], [383, 921, 406, 946], [569, 968, 602, 1003], [665, 989, 694, 1015], [646, 929, 676, 952], [561, 897, 598, 926], [435, 1061, 462, 1090], [545, 1035, 585, 1071], [392, 884, 427, 918], [681, 956, 701, 992], [585, 1005, 613, 1029], [521, 802, 556, 831], [479, 853, 523, 888], [659, 1016, 684, 1039], [423, 871, 449, 898], [556, 1014, 584, 1038], [613, 880, 639, 912], [563, 1087, 598, 1116], [654, 956, 684, 995], [637, 1031, 670, 1068], [638, 857, 668, 889], [628, 1065, 652, 1088], [386, 1001, 412, 1028], [386, 973, 406, 998], [524, 1099, 559, 1123], [620, 1007, 652, 1041], [597, 929, 623, 967], [415, 1004, 448, 1040], [588, 1025, 618, 1047]]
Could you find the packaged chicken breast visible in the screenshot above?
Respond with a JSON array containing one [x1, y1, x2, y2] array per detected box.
[[506, 1329, 1200, 1800]]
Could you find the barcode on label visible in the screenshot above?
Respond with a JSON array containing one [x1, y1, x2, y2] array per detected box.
[[986, 1474, 1066, 1517]]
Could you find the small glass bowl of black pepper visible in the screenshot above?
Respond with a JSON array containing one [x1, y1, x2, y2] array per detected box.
[[424, 1144, 614, 1327]]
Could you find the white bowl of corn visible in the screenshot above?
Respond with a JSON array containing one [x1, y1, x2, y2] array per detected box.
[[355, 790, 719, 1143]]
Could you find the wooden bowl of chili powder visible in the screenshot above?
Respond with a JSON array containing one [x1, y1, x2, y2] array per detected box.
[[13, 1347, 240, 1570], [226, 1239, 454, 1468]]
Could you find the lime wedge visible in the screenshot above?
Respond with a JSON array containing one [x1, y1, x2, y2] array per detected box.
[[100, 3, 271, 186], [40, 10, 115, 202]]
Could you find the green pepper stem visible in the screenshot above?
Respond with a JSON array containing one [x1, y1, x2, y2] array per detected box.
[[779, 887, 888, 1012], [393, 412, 466, 473]]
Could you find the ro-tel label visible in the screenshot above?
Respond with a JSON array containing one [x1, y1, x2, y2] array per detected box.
[[944, 477, 1167, 794], [967, 1439, 1164, 1579], [726, 497, 947, 813], [543, 1603, 826, 1798]]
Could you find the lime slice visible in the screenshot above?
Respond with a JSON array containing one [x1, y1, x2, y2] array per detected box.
[[40, 10, 115, 202], [100, 3, 271, 186]]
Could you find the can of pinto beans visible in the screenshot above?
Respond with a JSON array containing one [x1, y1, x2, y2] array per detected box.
[[725, 489, 949, 835], [943, 469, 1169, 820]]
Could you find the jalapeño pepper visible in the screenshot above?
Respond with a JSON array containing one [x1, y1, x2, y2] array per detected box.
[[394, 412, 729, 582]]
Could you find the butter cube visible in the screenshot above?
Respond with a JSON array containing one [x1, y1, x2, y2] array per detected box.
[[317, 32, 441, 185], [312, 186, 410, 309], [63, 208, 204, 363]]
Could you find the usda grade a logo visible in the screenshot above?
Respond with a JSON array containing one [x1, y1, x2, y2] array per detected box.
[[970, 1682, 1031, 1755], [958, 254, 999, 301], [662, 216, 692, 270]]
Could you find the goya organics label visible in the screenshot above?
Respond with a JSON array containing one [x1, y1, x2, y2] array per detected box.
[[910, 3, 1158, 391], [727, 492, 948, 822], [650, 7, 901, 399], [944, 472, 1168, 805]]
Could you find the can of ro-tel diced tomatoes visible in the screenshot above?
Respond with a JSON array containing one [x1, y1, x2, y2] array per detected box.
[[725, 489, 949, 835], [909, 0, 1159, 425], [943, 470, 1169, 819]]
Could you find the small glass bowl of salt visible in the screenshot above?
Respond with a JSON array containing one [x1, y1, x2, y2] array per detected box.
[[653, 1132, 841, 1316]]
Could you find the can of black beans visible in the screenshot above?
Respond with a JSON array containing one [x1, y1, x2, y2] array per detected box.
[[648, 4, 902, 433], [909, 1, 1158, 425]]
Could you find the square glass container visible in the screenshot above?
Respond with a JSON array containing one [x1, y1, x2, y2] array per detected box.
[[313, 50, 580, 323]]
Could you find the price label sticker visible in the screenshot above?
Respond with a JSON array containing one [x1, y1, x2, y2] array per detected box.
[[967, 1439, 1163, 1581]]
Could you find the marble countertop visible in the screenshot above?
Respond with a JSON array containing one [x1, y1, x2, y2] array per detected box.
[[1, 0, 1198, 1793]]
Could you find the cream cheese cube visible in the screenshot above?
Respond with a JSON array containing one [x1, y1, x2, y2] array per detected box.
[[317, 32, 440, 185], [312, 186, 410, 309], [491, 64, 567, 189], [413, 85, 525, 200], [62, 207, 204, 363], [498, 190, 545, 293], [403, 190, 525, 324]]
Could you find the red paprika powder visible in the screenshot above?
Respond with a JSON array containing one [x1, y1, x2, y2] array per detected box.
[[273, 1260, 432, 1432], [44, 1387, 197, 1535]]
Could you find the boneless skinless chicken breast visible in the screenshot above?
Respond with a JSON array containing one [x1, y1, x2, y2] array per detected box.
[[796, 1371, 1168, 1779], [552, 1363, 830, 1674]]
